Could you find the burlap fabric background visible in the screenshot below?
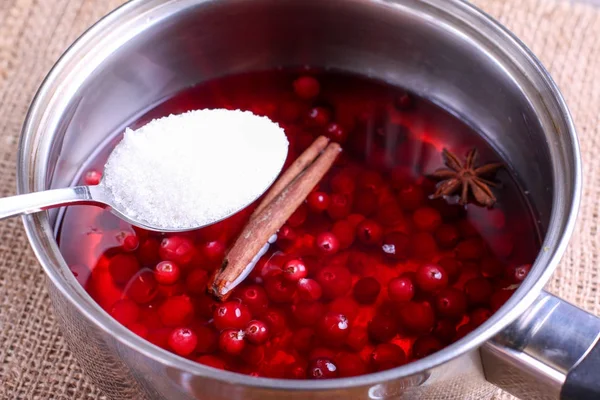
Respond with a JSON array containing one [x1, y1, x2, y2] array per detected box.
[[0, 0, 598, 399]]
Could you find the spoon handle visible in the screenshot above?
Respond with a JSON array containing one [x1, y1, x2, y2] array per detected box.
[[0, 186, 95, 221]]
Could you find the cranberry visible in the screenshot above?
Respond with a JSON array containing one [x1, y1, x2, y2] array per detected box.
[[128, 322, 149, 339], [115, 231, 139, 252], [213, 301, 252, 330], [398, 184, 425, 211], [434, 224, 460, 249], [331, 172, 356, 195], [325, 123, 348, 144], [346, 326, 369, 351], [336, 353, 367, 377], [193, 294, 217, 319], [505, 263, 531, 283], [154, 261, 181, 285], [234, 285, 269, 316], [110, 299, 140, 326], [347, 213, 366, 228], [292, 301, 325, 326], [185, 268, 209, 295], [293, 75, 320, 99], [292, 327, 315, 352], [297, 278, 322, 301], [197, 355, 226, 370], [282, 259, 308, 282], [375, 203, 405, 227], [434, 288, 467, 320], [327, 193, 353, 220], [353, 190, 378, 216], [125, 270, 158, 304], [195, 326, 218, 354], [305, 107, 331, 128], [199, 240, 226, 264], [398, 302, 435, 335], [307, 358, 338, 379], [415, 264, 448, 292], [278, 225, 297, 245], [433, 319, 457, 344], [368, 313, 398, 343], [286, 362, 308, 379], [168, 327, 198, 356], [464, 277, 493, 306], [388, 275, 415, 303], [84, 169, 102, 185], [410, 232, 437, 259], [307, 192, 330, 213], [245, 320, 270, 344], [219, 329, 246, 355], [157, 281, 185, 297], [137, 238, 160, 267], [309, 347, 336, 361], [470, 308, 492, 326], [314, 232, 340, 256], [480, 257, 505, 278], [489, 233, 514, 258], [158, 295, 194, 327], [159, 236, 195, 265], [370, 343, 406, 371], [327, 297, 359, 320], [316, 266, 352, 299], [286, 203, 307, 227], [241, 344, 265, 366], [262, 308, 287, 335], [412, 335, 443, 359], [353, 277, 381, 304], [437, 257, 461, 283], [381, 232, 410, 260], [317, 312, 351, 344], [264, 276, 297, 303], [490, 289, 514, 312], [329, 220, 353, 249], [455, 238, 485, 260], [413, 207, 442, 232], [109, 254, 140, 285], [356, 219, 383, 245], [254, 252, 285, 280]]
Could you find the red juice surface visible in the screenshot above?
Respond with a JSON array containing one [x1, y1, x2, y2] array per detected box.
[[58, 69, 539, 379]]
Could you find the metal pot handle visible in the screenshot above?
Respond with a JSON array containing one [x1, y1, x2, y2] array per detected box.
[[481, 290, 600, 400]]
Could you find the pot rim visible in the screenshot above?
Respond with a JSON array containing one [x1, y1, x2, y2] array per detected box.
[[17, 0, 581, 391]]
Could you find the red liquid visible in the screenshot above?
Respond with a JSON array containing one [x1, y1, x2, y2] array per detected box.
[[58, 70, 539, 379]]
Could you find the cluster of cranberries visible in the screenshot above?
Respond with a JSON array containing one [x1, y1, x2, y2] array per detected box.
[[75, 72, 535, 380]]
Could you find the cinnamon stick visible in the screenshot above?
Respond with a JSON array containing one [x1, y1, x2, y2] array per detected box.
[[250, 135, 330, 219], [210, 142, 341, 300]]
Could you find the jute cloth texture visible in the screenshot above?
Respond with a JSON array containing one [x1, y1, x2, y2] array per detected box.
[[0, 0, 598, 399]]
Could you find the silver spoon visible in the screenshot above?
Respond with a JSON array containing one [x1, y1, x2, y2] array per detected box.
[[0, 167, 287, 233], [0, 111, 288, 232]]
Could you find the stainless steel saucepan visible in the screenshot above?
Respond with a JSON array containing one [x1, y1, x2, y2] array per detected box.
[[17, 0, 600, 399]]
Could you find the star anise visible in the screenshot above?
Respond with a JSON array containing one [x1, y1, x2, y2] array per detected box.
[[430, 148, 504, 207]]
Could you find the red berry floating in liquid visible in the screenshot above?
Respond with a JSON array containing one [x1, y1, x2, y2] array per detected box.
[[245, 320, 270, 344], [293, 75, 320, 100], [415, 264, 448, 292], [353, 277, 381, 304], [168, 327, 198, 357], [213, 301, 252, 330], [154, 261, 181, 285], [307, 358, 338, 379]]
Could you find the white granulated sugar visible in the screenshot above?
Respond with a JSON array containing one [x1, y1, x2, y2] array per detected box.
[[103, 109, 288, 230]]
